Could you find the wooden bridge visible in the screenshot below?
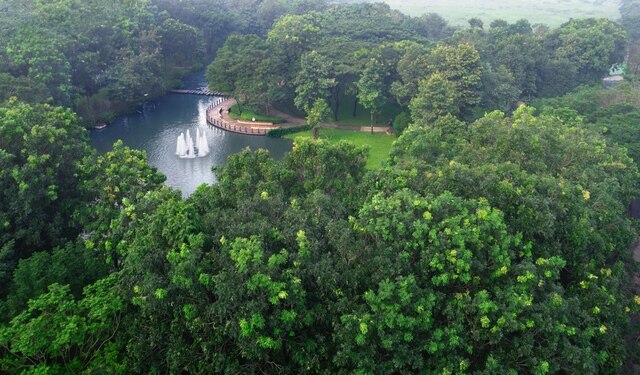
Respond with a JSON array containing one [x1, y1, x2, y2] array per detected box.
[[169, 87, 225, 96]]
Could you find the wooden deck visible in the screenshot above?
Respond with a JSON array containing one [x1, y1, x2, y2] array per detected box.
[[206, 100, 272, 136]]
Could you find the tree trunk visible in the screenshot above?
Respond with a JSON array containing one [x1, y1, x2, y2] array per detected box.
[[265, 100, 271, 116], [352, 98, 358, 117], [313, 126, 319, 139], [331, 86, 342, 121], [370, 111, 374, 134]]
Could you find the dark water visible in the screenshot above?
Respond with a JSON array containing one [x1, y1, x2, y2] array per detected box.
[[90, 73, 292, 196]]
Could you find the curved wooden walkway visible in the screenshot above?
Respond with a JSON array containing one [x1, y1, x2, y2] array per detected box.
[[206, 98, 284, 136], [206, 96, 390, 136]]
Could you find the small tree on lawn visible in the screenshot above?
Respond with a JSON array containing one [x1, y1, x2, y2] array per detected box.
[[357, 59, 387, 133], [307, 98, 331, 139]]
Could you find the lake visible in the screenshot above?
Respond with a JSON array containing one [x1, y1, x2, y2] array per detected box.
[[89, 72, 292, 196]]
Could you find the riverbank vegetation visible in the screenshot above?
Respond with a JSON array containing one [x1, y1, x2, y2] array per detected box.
[[0, 0, 322, 127], [3, 0, 640, 374]]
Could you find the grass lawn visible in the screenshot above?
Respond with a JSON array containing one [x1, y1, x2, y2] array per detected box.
[[284, 128, 395, 169], [229, 104, 285, 124]]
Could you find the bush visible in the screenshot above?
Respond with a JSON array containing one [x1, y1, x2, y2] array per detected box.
[[392, 112, 411, 135], [267, 124, 312, 138]]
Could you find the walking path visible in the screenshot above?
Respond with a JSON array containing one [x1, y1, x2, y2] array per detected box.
[[207, 97, 391, 135]]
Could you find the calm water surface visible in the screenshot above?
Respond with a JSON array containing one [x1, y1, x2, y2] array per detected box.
[[90, 73, 292, 196]]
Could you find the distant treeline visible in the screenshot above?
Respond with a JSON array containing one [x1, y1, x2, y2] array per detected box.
[[621, 0, 640, 40]]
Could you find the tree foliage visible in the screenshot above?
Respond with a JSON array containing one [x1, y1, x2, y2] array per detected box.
[[0, 99, 89, 264]]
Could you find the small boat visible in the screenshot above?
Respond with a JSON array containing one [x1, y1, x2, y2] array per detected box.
[[94, 123, 107, 130]]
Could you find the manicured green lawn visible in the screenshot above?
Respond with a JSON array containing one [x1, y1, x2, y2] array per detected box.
[[285, 128, 396, 169], [228, 104, 285, 123]]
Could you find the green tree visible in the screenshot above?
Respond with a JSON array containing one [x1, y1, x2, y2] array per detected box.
[[542, 18, 627, 94], [480, 64, 521, 112], [294, 51, 336, 114], [160, 18, 203, 67], [207, 34, 285, 114], [0, 276, 125, 374], [489, 33, 542, 98], [107, 30, 164, 107], [5, 29, 72, 105], [334, 190, 568, 374], [267, 13, 320, 66], [426, 43, 483, 116], [468, 17, 484, 29], [75, 140, 166, 267], [0, 73, 50, 104], [256, 0, 289, 32], [357, 58, 388, 133], [390, 42, 431, 106], [409, 72, 460, 124], [306, 98, 331, 139], [0, 100, 90, 275], [3, 241, 109, 319]]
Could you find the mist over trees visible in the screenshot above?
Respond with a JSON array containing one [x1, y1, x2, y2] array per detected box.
[[2, 1, 640, 374]]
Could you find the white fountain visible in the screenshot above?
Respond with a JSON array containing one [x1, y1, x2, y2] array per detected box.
[[176, 128, 209, 158], [197, 128, 209, 156], [185, 129, 196, 158], [196, 128, 201, 155], [175, 133, 186, 156]]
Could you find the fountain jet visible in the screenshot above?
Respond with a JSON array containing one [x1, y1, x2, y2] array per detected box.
[[176, 128, 209, 158]]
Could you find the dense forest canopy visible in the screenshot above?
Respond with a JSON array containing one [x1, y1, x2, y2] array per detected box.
[[2, 0, 640, 374], [0, 0, 326, 126], [207, 3, 627, 128]]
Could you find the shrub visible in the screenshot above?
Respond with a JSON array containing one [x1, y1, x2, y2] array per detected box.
[[267, 124, 312, 138], [392, 112, 411, 135]]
